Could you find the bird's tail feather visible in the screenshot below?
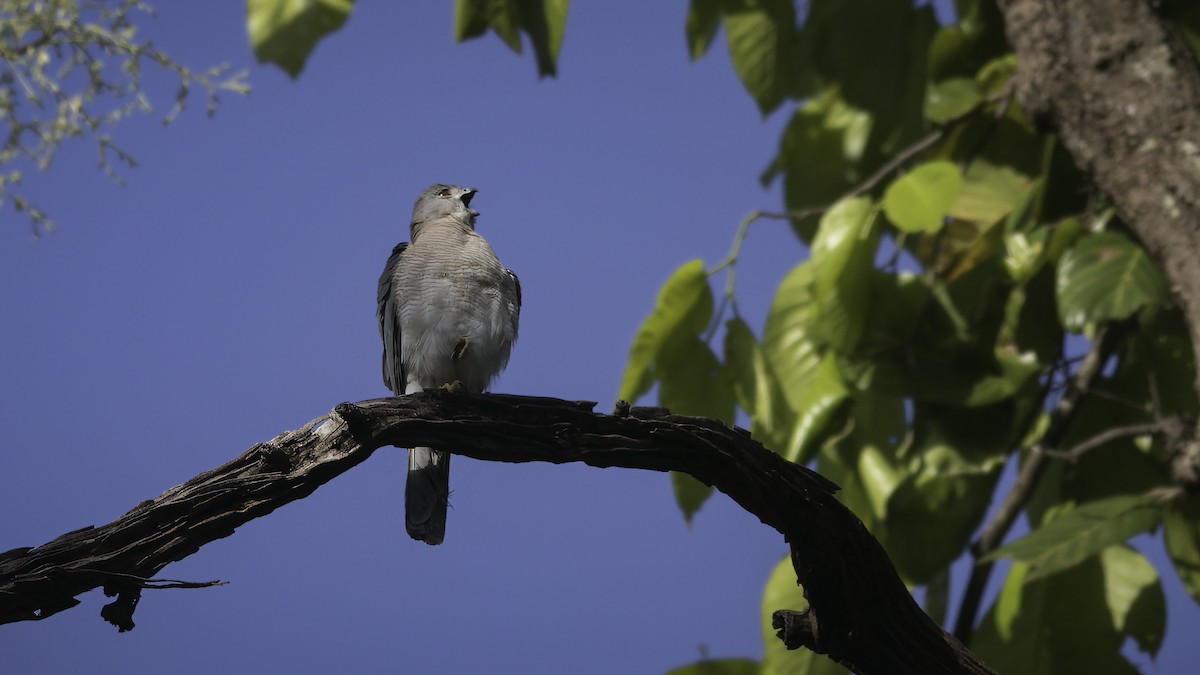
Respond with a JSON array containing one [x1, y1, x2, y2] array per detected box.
[[406, 446, 450, 545]]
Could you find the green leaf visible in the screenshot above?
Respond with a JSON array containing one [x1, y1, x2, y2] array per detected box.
[[986, 494, 1163, 581], [659, 336, 733, 522], [247, 0, 355, 78], [783, 354, 848, 464], [670, 471, 713, 527], [1100, 545, 1165, 656], [452, 0, 569, 76], [948, 160, 1031, 225], [816, 391, 906, 532], [618, 260, 712, 404], [685, 0, 723, 60], [762, 262, 820, 411], [760, 556, 849, 675], [993, 561, 1030, 641], [723, 4, 798, 115], [810, 197, 878, 352], [516, 0, 569, 77], [760, 262, 856, 464], [926, 0, 1009, 83], [882, 160, 962, 233], [454, 0, 490, 40], [666, 658, 760, 675], [766, 90, 871, 241], [803, 0, 935, 154], [961, 348, 1040, 407], [724, 317, 795, 454], [1163, 496, 1200, 605], [858, 443, 901, 521], [659, 336, 734, 422], [1056, 232, 1169, 332], [974, 556, 1142, 675], [882, 404, 1008, 582], [924, 77, 984, 123]]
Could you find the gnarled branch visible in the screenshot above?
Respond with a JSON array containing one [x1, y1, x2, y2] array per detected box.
[[0, 391, 994, 675]]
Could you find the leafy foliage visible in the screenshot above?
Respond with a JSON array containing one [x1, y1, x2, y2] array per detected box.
[[614, 1, 1200, 672], [986, 494, 1164, 582], [454, 0, 569, 77], [246, 0, 569, 81], [0, 0, 248, 233], [247, 0, 354, 78]]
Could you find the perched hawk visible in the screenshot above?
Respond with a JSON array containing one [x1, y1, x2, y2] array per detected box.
[[377, 184, 522, 544]]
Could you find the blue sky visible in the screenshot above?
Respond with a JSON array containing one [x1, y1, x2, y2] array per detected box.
[[0, 2, 1196, 673]]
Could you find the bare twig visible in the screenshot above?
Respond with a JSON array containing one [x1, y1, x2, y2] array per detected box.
[[72, 569, 227, 590], [1038, 422, 1166, 463], [758, 129, 947, 223], [953, 323, 1123, 643]]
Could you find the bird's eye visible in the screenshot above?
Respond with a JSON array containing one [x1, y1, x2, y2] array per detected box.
[[437, 188, 451, 197]]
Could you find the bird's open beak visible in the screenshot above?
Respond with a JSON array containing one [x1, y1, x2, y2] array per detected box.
[[461, 189, 477, 207]]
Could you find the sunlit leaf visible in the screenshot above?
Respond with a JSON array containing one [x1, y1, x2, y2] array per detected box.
[[948, 160, 1030, 225], [723, 3, 797, 114], [725, 317, 794, 454], [618, 260, 712, 403], [784, 354, 848, 463], [994, 561, 1030, 641], [986, 494, 1163, 581], [810, 197, 878, 352], [1100, 545, 1165, 656], [763, 262, 820, 411], [883, 160, 962, 233], [247, 0, 355, 78], [924, 77, 983, 123], [1056, 232, 1169, 332]]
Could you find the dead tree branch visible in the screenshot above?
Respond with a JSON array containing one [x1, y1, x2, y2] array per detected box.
[[0, 391, 995, 675]]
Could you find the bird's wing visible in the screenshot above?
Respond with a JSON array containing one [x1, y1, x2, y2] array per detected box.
[[377, 242, 409, 395], [505, 267, 521, 338]]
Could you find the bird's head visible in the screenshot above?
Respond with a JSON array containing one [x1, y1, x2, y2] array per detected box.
[[411, 184, 479, 234]]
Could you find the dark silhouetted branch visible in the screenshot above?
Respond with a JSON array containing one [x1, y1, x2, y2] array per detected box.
[[0, 391, 995, 675]]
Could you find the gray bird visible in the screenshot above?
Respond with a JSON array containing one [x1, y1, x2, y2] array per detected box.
[[377, 184, 521, 545]]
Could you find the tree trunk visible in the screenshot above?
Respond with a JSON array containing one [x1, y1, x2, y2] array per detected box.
[[996, 0, 1200, 481]]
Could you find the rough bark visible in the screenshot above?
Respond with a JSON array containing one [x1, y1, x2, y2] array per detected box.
[[996, 0, 1200, 481], [0, 391, 996, 675]]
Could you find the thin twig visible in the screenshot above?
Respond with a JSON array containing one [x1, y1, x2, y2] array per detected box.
[[702, 210, 760, 342], [1038, 422, 1165, 463], [953, 323, 1122, 643], [72, 568, 227, 590], [758, 129, 947, 223]]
